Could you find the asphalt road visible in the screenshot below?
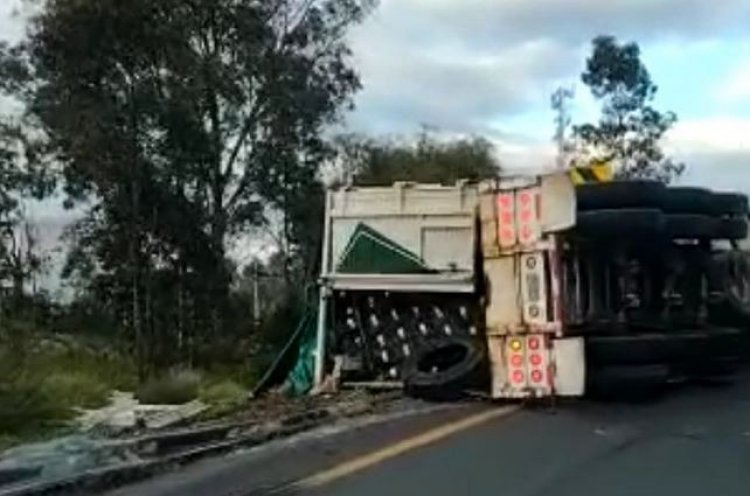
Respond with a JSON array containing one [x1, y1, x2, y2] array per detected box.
[[108, 374, 750, 496]]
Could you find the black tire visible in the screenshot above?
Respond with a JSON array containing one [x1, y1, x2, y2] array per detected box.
[[717, 217, 748, 240], [577, 209, 665, 238], [664, 214, 720, 239], [586, 334, 671, 366], [681, 328, 743, 379], [711, 192, 749, 216], [704, 327, 744, 359], [663, 187, 715, 214], [588, 364, 669, 399], [576, 181, 665, 210], [707, 252, 750, 326], [403, 337, 486, 400]]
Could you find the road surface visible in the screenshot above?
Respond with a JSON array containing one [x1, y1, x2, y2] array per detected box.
[[108, 374, 750, 496]]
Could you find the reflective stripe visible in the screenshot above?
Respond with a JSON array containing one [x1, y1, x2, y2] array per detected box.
[[570, 162, 613, 184]]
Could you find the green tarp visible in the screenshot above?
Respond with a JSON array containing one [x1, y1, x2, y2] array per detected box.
[[252, 307, 316, 397], [337, 223, 430, 274]]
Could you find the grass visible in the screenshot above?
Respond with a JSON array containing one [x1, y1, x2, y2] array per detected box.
[[0, 340, 137, 450], [0, 335, 256, 450], [198, 379, 247, 417], [136, 370, 201, 405]]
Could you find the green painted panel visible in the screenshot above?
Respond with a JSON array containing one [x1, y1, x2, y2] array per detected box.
[[337, 223, 430, 274]]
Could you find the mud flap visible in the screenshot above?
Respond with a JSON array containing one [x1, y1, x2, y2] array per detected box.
[[552, 337, 586, 396]]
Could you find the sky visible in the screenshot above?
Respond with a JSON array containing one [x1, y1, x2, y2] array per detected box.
[[341, 0, 750, 186], [3, 0, 750, 287]]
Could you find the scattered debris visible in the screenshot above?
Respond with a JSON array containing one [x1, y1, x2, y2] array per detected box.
[[0, 390, 400, 496]]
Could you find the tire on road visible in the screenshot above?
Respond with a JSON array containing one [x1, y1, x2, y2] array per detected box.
[[403, 337, 486, 400], [707, 251, 750, 327], [576, 181, 665, 210], [586, 334, 672, 366], [576, 209, 665, 238], [684, 328, 743, 379], [587, 364, 670, 399]]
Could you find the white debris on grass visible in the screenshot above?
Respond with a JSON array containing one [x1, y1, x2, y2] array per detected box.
[[77, 391, 208, 433]]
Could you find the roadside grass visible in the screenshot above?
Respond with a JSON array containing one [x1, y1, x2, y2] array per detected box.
[[1, 338, 256, 450], [136, 370, 201, 405], [198, 379, 247, 417], [0, 341, 136, 450]]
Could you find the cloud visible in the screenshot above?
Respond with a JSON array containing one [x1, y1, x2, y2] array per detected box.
[[667, 117, 750, 154], [347, 0, 750, 137], [348, 32, 577, 134], [0, 0, 28, 43], [391, 0, 750, 50], [716, 61, 750, 104]]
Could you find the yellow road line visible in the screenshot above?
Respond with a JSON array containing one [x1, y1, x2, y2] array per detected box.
[[292, 405, 519, 490]]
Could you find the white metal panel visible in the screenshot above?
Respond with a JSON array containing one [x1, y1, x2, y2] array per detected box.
[[422, 227, 474, 271], [327, 182, 478, 280], [540, 171, 576, 232], [520, 252, 548, 324], [552, 337, 586, 396], [484, 257, 522, 333], [329, 182, 477, 217], [329, 272, 475, 293]]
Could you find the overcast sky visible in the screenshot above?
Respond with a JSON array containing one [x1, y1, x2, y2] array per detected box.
[[3, 0, 750, 287], [340, 0, 750, 185]]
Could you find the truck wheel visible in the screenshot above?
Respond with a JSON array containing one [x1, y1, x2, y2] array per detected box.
[[663, 187, 715, 214], [708, 252, 750, 325], [576, 181, 665, 210], [681, 328, 743, 380], [403, 337, 486, 400], [664, 214, 720, 239], [586, 334, 671, 366], [711, 192, 749, 216], [717, 217, 748, 240], [577, 209, 664, 237], [588, 364, 669, 399], [704, 327, 744, 359]]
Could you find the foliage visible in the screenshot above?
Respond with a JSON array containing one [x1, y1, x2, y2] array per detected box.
[[334, 130, 500, 186], [573, 35, 683, 183], [39, 372, 110, 410], [0, 0, 373, 377], [198, 379, 246, 415], [0, 330, 136, 445], [136, 370, 201, 405]]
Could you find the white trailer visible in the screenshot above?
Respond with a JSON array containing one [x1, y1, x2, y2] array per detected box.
[[314, 171, 586, 398]]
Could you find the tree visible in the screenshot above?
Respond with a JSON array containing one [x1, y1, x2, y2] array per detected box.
[[5, 0, 373, 374], [334, 130, 500, 187], [0, 42, 54, 313], [573, 35, 684, 182]]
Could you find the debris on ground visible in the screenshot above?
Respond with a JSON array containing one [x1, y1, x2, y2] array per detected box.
[[76, 392, 208, 435], [0, 388, 401, 496]]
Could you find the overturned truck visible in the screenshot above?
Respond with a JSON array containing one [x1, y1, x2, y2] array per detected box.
[[313, 171, 750, 399]]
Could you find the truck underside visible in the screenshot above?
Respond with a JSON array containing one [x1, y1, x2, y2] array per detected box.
[[317, 175, 750, 399]]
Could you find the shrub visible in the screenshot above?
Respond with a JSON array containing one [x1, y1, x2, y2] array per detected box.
[[136, 370, 200, 405], [39, 372, 110, 410], [199, 380, 246, 408]]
